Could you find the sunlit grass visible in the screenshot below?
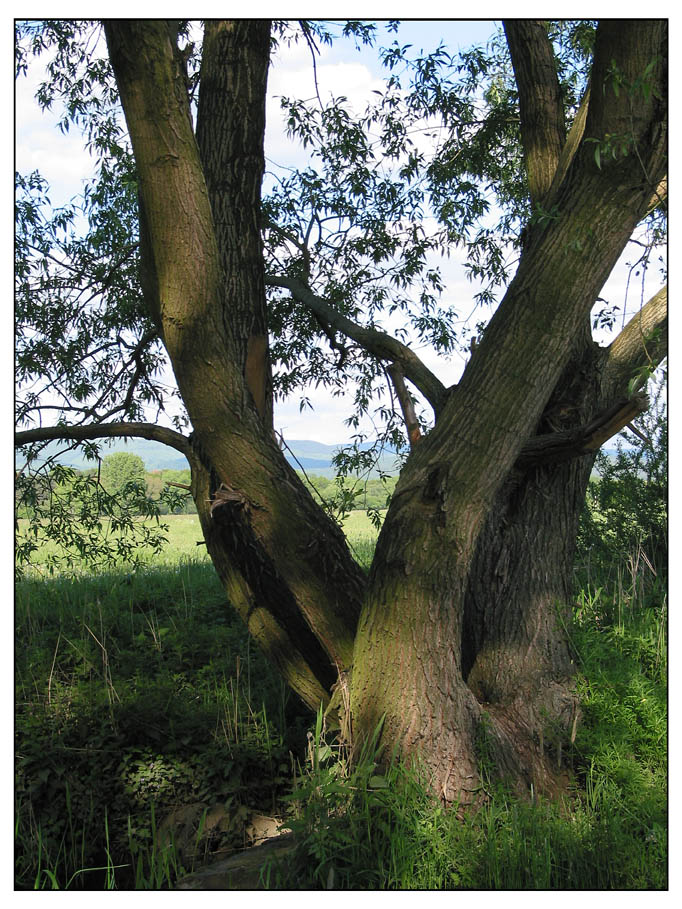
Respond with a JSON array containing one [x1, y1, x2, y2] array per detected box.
[[15, 512, 666, 889], [17, 510, 381, 576]]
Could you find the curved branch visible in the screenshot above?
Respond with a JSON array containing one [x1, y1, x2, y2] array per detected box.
[[386, 362, 421, 448], [503, 20, 566, 207], [265, 273, 447, 415], [602, 285, 667, 396], [15, 421, 194, 463]]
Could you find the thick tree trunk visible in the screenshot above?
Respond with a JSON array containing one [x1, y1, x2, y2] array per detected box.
[[103, 18, 667, 805], [458, 336, 603, 795], [348, 20, 666, 802], [105, 19, 366, 710]]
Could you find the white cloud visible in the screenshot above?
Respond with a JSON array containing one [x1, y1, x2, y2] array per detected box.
[[275, 390, 372, 445], [15, 42, 102, 208], [266, 44, 386, 168]]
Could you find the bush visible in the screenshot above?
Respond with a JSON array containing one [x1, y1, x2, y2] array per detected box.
[[101, 452, 146, 496], [577, 371, 667, 597]]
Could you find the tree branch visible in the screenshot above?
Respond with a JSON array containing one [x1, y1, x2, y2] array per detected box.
[[541, 83, 590, 213], [265, 273, 447, 415], [264, 218, 312, 282], [602, 285, 667, 396], [503, 20, 566, 207], [386, 363, 421, 448], [585, 21, 667, 181], [517, 392, 649, 468], [15, 421, 194, 463], [646, 175, 667, 216]]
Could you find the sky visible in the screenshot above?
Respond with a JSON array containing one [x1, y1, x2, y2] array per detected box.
[[13, 17, 666, 445]]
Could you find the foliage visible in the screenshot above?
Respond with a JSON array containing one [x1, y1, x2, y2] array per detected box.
[[265, 581, 667, 890], [15, 489, 666, 890], [15, 558, 309, 890], [14, 460, 172, 579], [15, 162, 166, 430], [100, 451, 146, 494], [577, 370, 667, 588], [297, 471, 397, 525], [263, 26, 529, 436]]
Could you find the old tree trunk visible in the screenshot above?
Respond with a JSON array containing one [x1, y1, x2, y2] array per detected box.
[[94, 20, 668, 803]]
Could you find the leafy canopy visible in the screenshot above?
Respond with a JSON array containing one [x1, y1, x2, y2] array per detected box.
[[14, 20, 665, 572]]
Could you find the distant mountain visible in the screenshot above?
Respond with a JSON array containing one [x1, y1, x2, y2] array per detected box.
[[15, 437, 190, 472], [282, 439, 401, 477], [16, 435, 403, 476], [17, 434, 622, 478]]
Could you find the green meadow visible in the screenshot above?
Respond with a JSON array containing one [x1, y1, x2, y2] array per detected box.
[[15, 501, 667, 889]]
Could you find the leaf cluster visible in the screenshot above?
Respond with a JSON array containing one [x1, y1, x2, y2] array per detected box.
[[15, 454, 170, 579], [577, 370, 667, 583]]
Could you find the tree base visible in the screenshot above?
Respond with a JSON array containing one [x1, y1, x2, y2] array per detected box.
[[475, 678, 581, 803]]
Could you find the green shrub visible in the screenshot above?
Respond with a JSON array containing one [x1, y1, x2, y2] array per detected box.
[[577, 374, 667, 595]]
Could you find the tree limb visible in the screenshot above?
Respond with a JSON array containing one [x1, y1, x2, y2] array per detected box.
[[264, 218, 312, 282], [518, 285, 667, 470], [386, 363, 421, 448], [541, 83, 591, 213], [602, 285, 667, 396], [265, 273, 448, 415], [503, 20, 566, 207], [517, 392, 649, 468], [15, 421, 194, 463], [585, 21, 667, 178], [646, 175, 667, 216]]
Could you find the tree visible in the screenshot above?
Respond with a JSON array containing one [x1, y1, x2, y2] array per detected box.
[[100, 451, 146, 495], [15, 19, 667, 803]]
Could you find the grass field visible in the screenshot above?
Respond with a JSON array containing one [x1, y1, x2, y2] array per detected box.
[[14, 509, 667, 890], [17, 510, 381, 575]]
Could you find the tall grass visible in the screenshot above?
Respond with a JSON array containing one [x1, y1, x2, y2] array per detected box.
[[15, 503, 666, 889], [14, 556, 306, 889], [267, 551, 667, 891]]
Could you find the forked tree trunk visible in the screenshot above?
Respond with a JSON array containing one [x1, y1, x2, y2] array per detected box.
[[103, 18, 667, 805], [106, 19, 367, 710], [347, 21, 666, 802], [458, 340, 602, 796]]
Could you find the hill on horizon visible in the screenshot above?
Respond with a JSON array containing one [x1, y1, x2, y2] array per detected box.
[[16, 436, 403, 477], [16, 435, 624, 479]]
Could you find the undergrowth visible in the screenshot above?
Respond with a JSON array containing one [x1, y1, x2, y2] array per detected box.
[[15, 559, 311, 890], [15, 410, 667, 888], [264, 575, 667, 890], [15, 548, 666, 889]]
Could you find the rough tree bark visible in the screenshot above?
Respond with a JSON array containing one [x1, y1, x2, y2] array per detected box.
[[104, 19, 366, 711], [21, 18, 665, 805], [349, 21, 666, 802]]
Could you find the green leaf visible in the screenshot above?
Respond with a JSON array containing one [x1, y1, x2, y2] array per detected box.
[[369, 774, 389, 788]]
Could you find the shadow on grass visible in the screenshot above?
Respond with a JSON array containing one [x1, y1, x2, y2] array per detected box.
[[15, 560, 312, 889]]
